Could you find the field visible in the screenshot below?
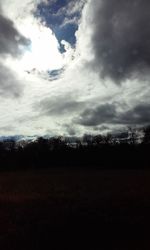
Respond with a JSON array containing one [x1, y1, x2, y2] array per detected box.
[[0, 168, 149, 249]]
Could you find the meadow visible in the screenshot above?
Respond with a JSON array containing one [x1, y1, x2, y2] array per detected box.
[[0, 168, 149, 249]]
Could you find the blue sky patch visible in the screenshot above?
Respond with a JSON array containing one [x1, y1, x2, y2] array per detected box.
[[48, 68, 64, 80], [35, 1, 79, 47]]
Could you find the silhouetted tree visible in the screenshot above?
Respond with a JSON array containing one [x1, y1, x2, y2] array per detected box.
[[75, 138, 82, 149], [103, 133, 113, 145], [128, 127, 137, 145], [93, 135, 104, 146], [143, 126, 150, 144], [48, 136, 66, 151], [83, 134, 94, 146], [4, 139, 16, 152], [0, 125, 149, 170]]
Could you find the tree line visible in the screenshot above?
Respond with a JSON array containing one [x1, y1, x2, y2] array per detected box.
[[0, 126, 150, 170]]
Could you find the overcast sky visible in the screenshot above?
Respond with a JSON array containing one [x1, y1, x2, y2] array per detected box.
[[0, 0, 150, 137]]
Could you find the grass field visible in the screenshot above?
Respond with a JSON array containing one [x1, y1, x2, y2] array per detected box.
[[0, 168, 149, 249]]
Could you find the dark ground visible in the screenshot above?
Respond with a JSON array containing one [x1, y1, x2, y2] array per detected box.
[[0, 168, 149, 249]]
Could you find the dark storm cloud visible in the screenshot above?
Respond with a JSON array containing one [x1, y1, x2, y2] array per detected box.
[[76, 104, 118, 126], [0, 10, 30, 56], [35, 96, 85, 116], [0, 63, 23, 97], [90, 0, 150, 82], [0, 9, 30, 98], [76, 102, 150, 127], [120, 103, 150, 125]]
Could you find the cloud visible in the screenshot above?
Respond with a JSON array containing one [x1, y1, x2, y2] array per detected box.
[[0, 0, 150, 137], [76, 102, 150, 128], [76, 104, 118, 126], [0, 10, 30, 56], [53, 0, 85, 17], [65, 0, 86, 17], [120, 103, 150, 125], [0, 8, 29, 98], [61, 16, 79, 27], [36, 95, 85, 116], [86, 0, 150, 82], [51, 0, 86, 27], [0, 63, 23, 98], [64, 124, 77, 136], [0, 125, 15, 133]]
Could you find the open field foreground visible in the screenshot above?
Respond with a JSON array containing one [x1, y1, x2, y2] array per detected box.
[[0, 168, 149, 249]]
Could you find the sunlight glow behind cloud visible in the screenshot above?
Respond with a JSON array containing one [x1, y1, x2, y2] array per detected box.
[[21, 23, 64, 71]]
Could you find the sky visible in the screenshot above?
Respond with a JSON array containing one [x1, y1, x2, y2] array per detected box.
[[0, 0, 150, 137]]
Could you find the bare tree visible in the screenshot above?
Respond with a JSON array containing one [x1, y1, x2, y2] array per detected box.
[[143, 126, 150, 144], [128, 127, 138, 145]]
